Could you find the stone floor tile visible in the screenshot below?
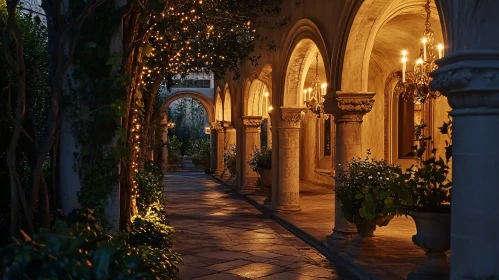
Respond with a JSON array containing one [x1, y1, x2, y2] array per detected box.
[[205, 260, 253, 272], [196, 250, 250, 260], [228, 262, 286, 279], [255, 271, 318, 280], [179, 265, 217, 280], [248, 250, 283, 258], [192, 273, 249, 280], [292, 264, 337, 278]]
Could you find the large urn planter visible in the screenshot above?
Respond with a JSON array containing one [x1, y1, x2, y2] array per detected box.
[[407, 211, 450, 280]]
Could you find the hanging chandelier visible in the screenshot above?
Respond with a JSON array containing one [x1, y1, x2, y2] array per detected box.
[[396, 0, 444, 104], [304, 52, 328, 118]]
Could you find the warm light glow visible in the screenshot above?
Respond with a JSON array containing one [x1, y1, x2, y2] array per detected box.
[[402, 50, 408, 56], [438, 44, 443, 51], [402, 57, 407, 63], [268, 106, 273, 112], [263, 92, 269, 98], [422, 38, 427, 43], [321, 83, 327, 89], [416, 58, 423, 65]]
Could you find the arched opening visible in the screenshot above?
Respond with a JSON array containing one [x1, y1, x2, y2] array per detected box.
[[157, 91, 215, 172], [215, 87, 223, 122], [223, 85, 232, 123], [338, 0, 452, 271], [284, 38, 334, 186]]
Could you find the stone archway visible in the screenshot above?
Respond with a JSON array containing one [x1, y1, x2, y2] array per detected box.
[[240, 65, 274, 194], [274, 20, 331, 212], [157, 91, 215, 173]]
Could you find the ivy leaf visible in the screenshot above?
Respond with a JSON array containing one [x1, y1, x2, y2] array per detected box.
[[106, 52, 122, 72], [355, 193, 364, 199], [384, 197, 393, 206]]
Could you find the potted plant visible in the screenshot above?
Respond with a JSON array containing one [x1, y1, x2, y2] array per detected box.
[[249, 147, 272, 197], [334, 150, 401, 257], [223, 144, 237, 181], [391, 121, 452, 280]]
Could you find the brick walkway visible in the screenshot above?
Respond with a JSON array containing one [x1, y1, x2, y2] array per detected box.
[[165, 172, 354, 280]]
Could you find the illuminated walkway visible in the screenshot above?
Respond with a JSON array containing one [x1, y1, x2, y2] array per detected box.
[[165, 172, 352, 280]]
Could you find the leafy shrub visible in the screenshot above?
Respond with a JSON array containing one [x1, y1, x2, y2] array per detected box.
[[189, 139, 211, 170], [167, 136, 182, 165], [136, 161, 164, 207], [334, 150, 401, 229], [0, 208, 181, 280], [249, 147, 272, 171], [224, 144, 237, 176], [391, 122, 452, 214]]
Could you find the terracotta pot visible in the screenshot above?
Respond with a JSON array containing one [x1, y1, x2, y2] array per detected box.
[[408, 211, 450, 280], [258, 168, 272, 187]]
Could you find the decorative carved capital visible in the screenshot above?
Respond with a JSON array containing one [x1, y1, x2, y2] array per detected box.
[[278, 107, 304, 129], [431, 52, 499, 112], [242, 116, 263, 127], [333, 92, 375, 122]]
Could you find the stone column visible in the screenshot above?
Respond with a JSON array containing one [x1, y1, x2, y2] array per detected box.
[[160, 113, 169, 173], [210, 122, 218, 174], [431, 1, 499, 278], [213, 124, 225, 177], [301, 110, 317, 182], [266, 116, 273, 148], [327, 92, 375, 245], [241, 116, 263, 194], [221, 124, 237, 180], [275, 107, 303, 212]]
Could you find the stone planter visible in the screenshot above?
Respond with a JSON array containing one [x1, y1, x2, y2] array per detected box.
[[408, 211, 450, 280], [257, 168, 272, 205], [347, 221, 376, 258], [258, 168, 272, 187]]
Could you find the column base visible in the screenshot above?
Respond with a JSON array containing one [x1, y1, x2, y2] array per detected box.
[[326, 229, 356, 248], [240, 177, 259, 195], [264, 195, 272, 206], [214, 169, 224, 177], [275, 204, 301, 212]]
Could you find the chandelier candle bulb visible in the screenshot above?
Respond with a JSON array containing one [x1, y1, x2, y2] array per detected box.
[[438, 44, 443, 59], [308, 87, 312, 101], [321, 83, 327, 96]]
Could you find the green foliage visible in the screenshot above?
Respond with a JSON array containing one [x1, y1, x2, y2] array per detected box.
[[224, 144, 237, 176], [136, 162, 164, 207], [77, 154, 119, 217], [334, 150, 402, 228], [1, 204, 180, 280], [167, 136, 182, 165], [0, 3, 50, 240], [391, 123, 452, 214], [189, 139, 211, 170], [249, 147, 272, 171], [167, 98, 209, 156]]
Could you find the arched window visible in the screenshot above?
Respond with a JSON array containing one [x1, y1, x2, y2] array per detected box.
[[398, 95, 414, 158]]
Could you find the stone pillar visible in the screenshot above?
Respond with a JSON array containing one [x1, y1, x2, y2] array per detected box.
[[267, 116, 273, 148], [214, 124, 225, 176], [431, 1, 499, 278], [241, 116, 263, 194], [160, 113, 169, 173], [301, 110, 317, 182], [210, 122, 218, 174], [221, 125, 237, 180], [275, 107, 303, 212], [327, 92, 375, 245]]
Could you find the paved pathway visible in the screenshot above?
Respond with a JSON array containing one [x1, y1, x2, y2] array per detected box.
[[165, 172, 353, 280]]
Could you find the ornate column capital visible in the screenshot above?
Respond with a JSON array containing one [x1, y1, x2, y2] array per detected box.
[[333, 91, 375, 122], [278, 107, 304, 129], [430, 52, 499, 114], [242, 116, 263, 128]]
